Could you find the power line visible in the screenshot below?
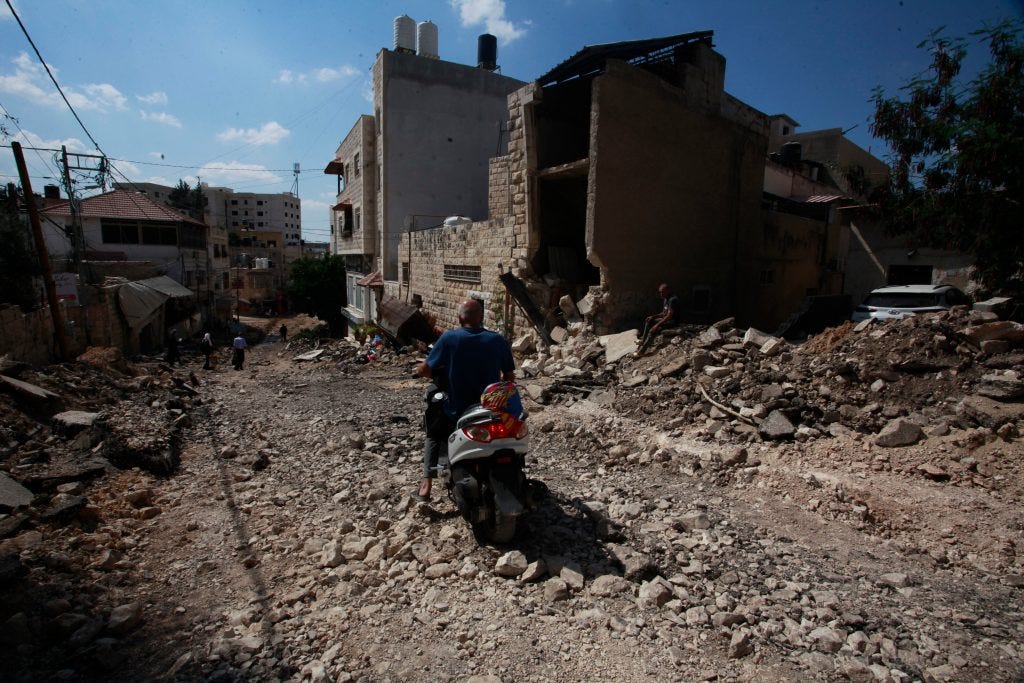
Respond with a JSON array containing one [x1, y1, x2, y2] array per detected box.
[[4, 0, 105, 155]]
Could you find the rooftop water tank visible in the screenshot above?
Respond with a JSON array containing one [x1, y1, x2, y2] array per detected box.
[[394, 15, 415, 53], [779, 141, 802, 165], [417, 20, 438, 59], [478, 34, 497, 70]]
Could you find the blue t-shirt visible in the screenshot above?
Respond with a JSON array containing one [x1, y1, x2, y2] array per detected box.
[[426, 326, 515, 418]]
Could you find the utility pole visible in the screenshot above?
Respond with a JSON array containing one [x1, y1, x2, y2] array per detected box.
[[12, 141, 71, 361]]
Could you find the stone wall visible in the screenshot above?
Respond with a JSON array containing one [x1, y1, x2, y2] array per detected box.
[[399, 217, 527, 333], [0, 285, 126, 365]]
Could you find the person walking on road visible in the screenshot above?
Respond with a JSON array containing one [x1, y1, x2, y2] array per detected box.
[[232, 333, 247, 371], [200, 332, 215, 370]]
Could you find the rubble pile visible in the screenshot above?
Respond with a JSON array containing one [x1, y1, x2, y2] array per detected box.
[[519, 308, 1024, 445], [1, 313, 1023, 681]]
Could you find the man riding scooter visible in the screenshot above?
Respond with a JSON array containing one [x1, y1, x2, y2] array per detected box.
[[414, 299, 515, 501]]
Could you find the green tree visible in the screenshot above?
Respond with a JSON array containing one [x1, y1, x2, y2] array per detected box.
[[288, 255, 348, 335], [867, 20, 1024, 293], [0, 186, 42, 311], [168, 179, 208, 220]]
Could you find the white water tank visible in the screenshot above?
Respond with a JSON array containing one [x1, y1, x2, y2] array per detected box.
[[254, 257, 270, 270], [417, 20, 438, 59], [394, 15, 415, 53]]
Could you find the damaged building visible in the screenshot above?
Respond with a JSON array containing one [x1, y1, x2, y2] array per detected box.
[[401, 31, 778, 334]]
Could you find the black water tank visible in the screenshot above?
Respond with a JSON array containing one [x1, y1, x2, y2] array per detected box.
[[779, 141, 802, 165], [478, 33, 497, 70], [43, 184, 61, 199]]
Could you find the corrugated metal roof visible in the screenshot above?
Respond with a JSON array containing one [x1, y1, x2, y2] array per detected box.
[[538, 30, 714, 87], [798, 195, 845, 204], [42, 189, 204, 225]]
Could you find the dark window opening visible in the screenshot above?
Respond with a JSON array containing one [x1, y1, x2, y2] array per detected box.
[[533, 175, 600, 299], [535, 78, 592, 169], [887, 264, 933, 286]]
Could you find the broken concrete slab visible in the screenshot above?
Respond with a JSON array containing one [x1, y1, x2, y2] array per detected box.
[[0, 472, 33, 510], [598, 329, 638, 364], [978, 373, 1024, 401], [963, 321, 1024, 344], [558, 295, 580, 321], [52, 411, 101, 432], [550, 327, 568, 344], [957, 394, 1024, 429], [294, 349, 325, 361], [696, 327, 723, 348], [742, 328, 775, 349], [874, 418, 924, 447], [0, 374, 62, 409]]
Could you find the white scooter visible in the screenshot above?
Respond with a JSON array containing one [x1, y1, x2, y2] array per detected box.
[[432, 382, 543, 544]]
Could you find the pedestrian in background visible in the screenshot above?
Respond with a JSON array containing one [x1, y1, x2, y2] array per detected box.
[[201, 332, 214, 370], [232, 333, 247, 371], [279, 324, 288, 342]]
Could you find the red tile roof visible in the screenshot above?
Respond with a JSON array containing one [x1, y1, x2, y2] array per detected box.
[[42, 189, 205, 225]]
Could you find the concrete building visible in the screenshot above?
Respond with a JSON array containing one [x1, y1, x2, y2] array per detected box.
[[323, 25, 525, 327], [400, 31, 775, 333], [766, 116, 972, 306], [41, 189, 209, 294]]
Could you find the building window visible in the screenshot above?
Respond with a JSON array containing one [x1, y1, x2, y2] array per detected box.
[[402, 262, 410, 283], [354, 153, 360, 176], [347, 272, 365, 312], [231, 199, 238, 205], [354, 208, 360, 232], [257, 200, 264, 206], [231, 210, 238, 216], [443, 264, 482, 284], [257, 211, 264, 216], [100, 220, 139, 244], [759, 269, 775, 286], [782, 125, 790, 135]]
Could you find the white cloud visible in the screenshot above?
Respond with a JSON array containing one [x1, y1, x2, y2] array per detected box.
[[140, 110, 182, 128], [361, 79, 373, 103], [0, 52, 127, 112], [136, 91, 168, 106], [216, 121, 290, 146], [11, 128, 88, 153], [0, 1, 19, 21], [450, 0, 528, 44], [113, 159, 141, 177], [147, 151, 165, 160], [196, 162, 282, 185], [274, 64, 360, 85]]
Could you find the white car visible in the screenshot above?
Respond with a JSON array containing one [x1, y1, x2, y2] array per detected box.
[[851, 284, 971, 322]]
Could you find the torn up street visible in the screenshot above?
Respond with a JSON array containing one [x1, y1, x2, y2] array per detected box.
[[1, 309, 1023, 682]]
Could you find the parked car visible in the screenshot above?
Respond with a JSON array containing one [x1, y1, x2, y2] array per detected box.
[[851, 284, 971, 322]]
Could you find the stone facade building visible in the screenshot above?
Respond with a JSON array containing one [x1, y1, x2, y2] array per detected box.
[[324, 40, 525, 328], [400, 32, 779, 333]]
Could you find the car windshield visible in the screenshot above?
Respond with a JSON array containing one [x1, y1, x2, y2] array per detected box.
[[863, 292, 942, 308]]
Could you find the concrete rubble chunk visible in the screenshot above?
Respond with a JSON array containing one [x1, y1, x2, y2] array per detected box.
[[729, 631, 753, 658], [759, 410, 795, 440], [978, 372, 1024, 401], [742, 327, 774, 348], [963, 320, 1024, 344], [590, 574, 632, 597], [808, 626, 846, 653], [550, 327, 568, 344], [638, 577, 673, 606], [874, 418, 924, 447], [294, 349, 325, 361], [52, 411, 101, 432], [106, 602, 142, 635], [697, 327, 723, 348], [760, 338, 786, 356], [511, 332, 536, 354], [494, 550, 529, 577], [558, 294, 580, 320], [598, 329, 639, 364], [543, 577, 570, 602], [703, 365, 731, 379], [0, 472, 33, 510]]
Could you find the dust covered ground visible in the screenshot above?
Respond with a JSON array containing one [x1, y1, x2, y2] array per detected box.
[[1, 311, 1023, 682]]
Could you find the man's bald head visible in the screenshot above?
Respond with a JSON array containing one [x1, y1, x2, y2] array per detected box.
[[457, 299, 483, 328]]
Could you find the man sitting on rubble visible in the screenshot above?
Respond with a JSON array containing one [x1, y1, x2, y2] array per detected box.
[[413, 299, 515, 501], [638, 283, 682, 354]]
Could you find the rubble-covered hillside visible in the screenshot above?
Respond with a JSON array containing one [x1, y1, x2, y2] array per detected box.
[[1, 310, 1022, 682]]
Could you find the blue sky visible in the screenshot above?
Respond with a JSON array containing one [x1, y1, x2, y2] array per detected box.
[[2, 0, 1021, 244]]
